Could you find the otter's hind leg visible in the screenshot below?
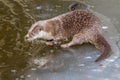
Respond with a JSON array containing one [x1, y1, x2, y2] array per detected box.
[[91, 34, 112, 62], [61, 33, 87, 48]]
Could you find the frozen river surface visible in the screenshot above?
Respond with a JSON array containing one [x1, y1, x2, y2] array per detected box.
[[0, 0, 120, 80]]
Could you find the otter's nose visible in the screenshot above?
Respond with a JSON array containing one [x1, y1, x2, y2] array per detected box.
[[24, 35, 29, 41]]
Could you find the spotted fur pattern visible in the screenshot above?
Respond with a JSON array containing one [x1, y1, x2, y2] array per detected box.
[[25, 10, 112, 62]]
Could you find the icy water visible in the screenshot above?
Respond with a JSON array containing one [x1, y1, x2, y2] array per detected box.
[[0, 0, 120, 80]]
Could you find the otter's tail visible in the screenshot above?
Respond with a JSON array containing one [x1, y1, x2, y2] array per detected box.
[[92, 34, 112, 62]]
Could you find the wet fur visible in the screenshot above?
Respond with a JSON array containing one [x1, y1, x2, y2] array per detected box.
[[25, 10, 112, 62]]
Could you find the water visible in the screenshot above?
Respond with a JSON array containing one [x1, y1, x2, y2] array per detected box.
[[0, 0, 120, 80]]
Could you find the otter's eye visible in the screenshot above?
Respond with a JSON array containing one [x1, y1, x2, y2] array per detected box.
[[39, 28, 41, 31]]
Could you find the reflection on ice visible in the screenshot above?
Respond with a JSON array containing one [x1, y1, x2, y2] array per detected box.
[[33, 57, 50, 68], [84, 56, 92, 59], [91, 68, 103, 72], [102, 26, 108, 30], [31, 68, 37, 71], [11, 69, 17, 73], [36, 6, 42, 10]]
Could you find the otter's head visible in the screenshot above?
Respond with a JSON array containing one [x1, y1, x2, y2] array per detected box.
[[24, 21, 54, 41]]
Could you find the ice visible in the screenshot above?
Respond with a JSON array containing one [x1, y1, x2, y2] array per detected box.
[[25, 9, 120, 80], [27, 75, 31, 78], [11, 69, 17, 73], [36, 6, 42, 10], [102, 26, 108, 30], [31, 68, 37, 71]]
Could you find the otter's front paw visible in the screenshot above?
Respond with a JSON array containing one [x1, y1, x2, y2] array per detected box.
[[61, 44, 69, 48], [45, 42, 54, 46]]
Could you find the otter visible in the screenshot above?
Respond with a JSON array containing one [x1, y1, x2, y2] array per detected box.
[[25, 4, 112, 62]]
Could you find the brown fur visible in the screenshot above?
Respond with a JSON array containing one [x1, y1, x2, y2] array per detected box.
[[25, 10, 112, 62], [92, 34, 112, 62], [50, 10, 111, 62]]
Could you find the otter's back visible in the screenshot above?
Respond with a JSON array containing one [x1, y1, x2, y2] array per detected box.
[[60, 10, 102, 37]]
